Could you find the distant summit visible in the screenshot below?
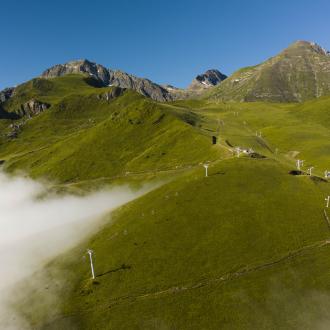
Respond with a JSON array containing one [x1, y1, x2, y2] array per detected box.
[[41, 62, 227, 101], [209, 40, 330, 102], [285, 40, 330, 56], [188, 69, 227, 90]]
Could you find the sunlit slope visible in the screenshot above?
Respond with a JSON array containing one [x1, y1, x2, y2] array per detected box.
[[2, 75, 330, 184], [3, 74, 330, 329], [21, 157, 330, 329], [207, 41, 330, 102], [171, 98, 330, 176], [0, 76, 224, 183], [2, 74, 105, 111]]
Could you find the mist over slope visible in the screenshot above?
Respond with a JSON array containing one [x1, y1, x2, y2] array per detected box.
[[25, 158, 330, 329], [0, 172, 152, 329]]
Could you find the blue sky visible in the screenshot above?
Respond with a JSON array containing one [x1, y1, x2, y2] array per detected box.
[[1, 0, 330, 89]]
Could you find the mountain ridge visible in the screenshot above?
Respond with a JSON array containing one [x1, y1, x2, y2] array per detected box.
[[2, 40, 330, 105], [41, 59, 173, 102], [208, 40, 330, 102]]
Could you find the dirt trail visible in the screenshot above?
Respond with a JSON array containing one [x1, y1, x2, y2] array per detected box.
[[55, 156, 237, 188]]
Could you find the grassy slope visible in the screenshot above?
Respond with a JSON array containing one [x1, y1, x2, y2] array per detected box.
[[207, 42, 330, 103], [2, 75, 330, 329], [0, 75, 224, 184], [21, 158, 330, 329], [171, 98, 330, 177]]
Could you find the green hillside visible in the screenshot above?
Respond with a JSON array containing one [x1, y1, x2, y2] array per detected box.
[[0, 75, 224, 185], [1, 73, 330, 329], [18, 158, 330, 329]]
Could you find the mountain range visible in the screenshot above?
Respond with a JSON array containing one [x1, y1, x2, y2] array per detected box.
[[2, 40, 330, 105], [41, 60, 174, 102]]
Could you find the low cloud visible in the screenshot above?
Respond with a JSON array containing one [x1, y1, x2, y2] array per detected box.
[[0, 172, 152, 329]]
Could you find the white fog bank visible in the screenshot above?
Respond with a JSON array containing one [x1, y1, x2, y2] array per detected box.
[[0, 172, 153, 329]]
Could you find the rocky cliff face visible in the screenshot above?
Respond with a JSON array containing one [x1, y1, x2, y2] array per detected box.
[[18, 99, 50, 118], [108, 70, 172, 101], [41, 60, 173, 102], [96, 86, 126, 101], [0, 87, 15, 103], [0, 87, 18, 119], [41, 60, 110, 84], [209, 41, 330, 102], [188, 69, 227, 90]]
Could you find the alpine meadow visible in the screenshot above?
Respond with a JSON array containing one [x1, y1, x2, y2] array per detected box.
[[1, 1, 330, 329]]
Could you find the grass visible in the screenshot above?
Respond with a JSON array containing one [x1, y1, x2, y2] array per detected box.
[[0, 75, 224, 183], [171, 99, 330, 176], [19, 157, 330, 329], [2, 73, 330, 329]]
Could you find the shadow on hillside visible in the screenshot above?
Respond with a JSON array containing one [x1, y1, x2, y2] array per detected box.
[[0, 105, 20, 120], [210, 171, 225, 176], [97, 264, 131, 278]]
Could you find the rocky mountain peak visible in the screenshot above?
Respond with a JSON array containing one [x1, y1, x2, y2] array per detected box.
[[210, 40, 330, 102], [188, 69, 227, 90], [41, 60, 173, 102], [285, 40, 329, 56], [42, 59, 110, 84]]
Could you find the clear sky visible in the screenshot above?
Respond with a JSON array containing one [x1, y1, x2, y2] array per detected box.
[[1, 0, 330, 90]]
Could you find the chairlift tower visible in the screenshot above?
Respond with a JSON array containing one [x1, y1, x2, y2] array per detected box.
[[296, 160, 304, 171], [203, 164, 209, 177], [307, 167, 314, 176], [87, 249, 95, 279], [326, 196, 330, 208]]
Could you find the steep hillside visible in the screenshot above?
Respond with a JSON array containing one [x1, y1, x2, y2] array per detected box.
[[2, 67, 330, 330], [18, 158, 330, 329], [0, 75, 224, 184], [209, 41, 330, 102]]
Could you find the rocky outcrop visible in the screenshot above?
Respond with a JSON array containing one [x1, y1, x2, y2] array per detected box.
[[188, 69, 227, 90], [7, 122, 23, 139], [4, 100, 50, 138], [108, 70, 171, 101], [0, 87, 19, 120], [42, 60, 110, 84], [18, 99, 50, 118], [0, 87, 15, 103], [96, 86, 126, 101], [41, 60, 173, 102]]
